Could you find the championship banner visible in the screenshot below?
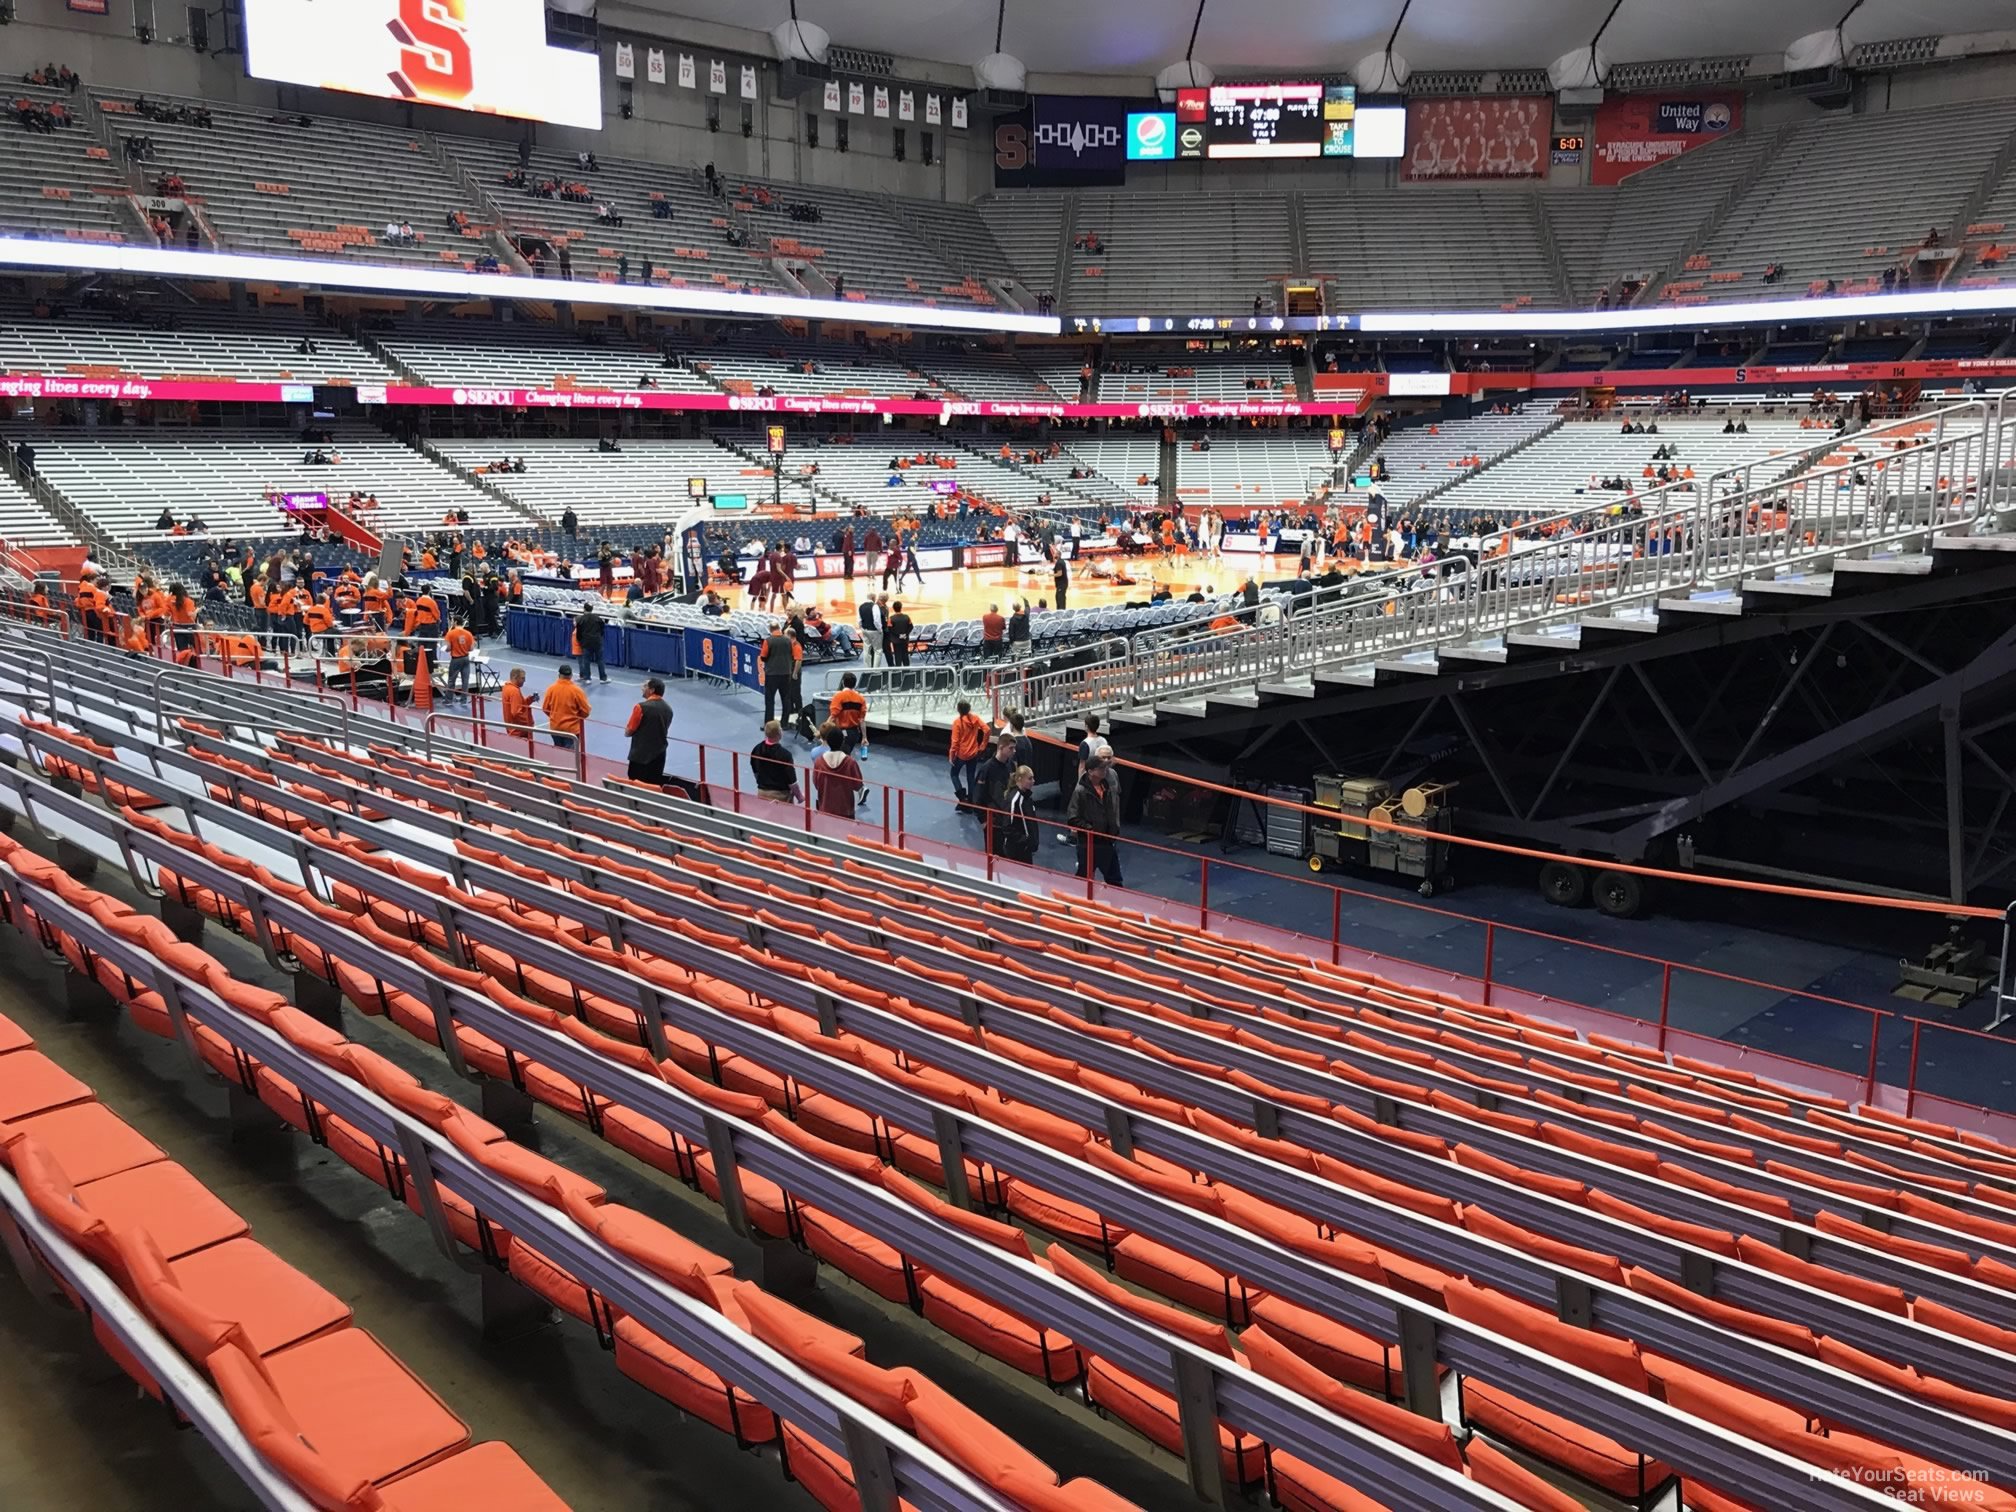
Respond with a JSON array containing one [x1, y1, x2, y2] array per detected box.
[[1591, 93, 1742, 185], [1402, 96, 1548, 180]]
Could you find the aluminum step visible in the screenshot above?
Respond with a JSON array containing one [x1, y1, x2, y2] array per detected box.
[[1372, 652, 1443, 678], [1505, 626, 1584, 653], [1257, 679, 1317, 698], [1313, 665, 1379, 688], [1437, 639, 1510, 666], [1107, 706, 1161, 727], [1155, 697, 1209, 718], [1206, 688, 1263, 709], [1836, 552, 1934, 576], [1655, 591, 1742, 616], [1741, 573, 1835, 597]]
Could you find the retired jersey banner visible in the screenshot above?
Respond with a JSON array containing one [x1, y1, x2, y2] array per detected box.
[[822, 79, 842, 112], [614, 41, 633, 79], [1403, 96, 1548, 180], [646, 48, 666, 85], [677, 52, 696, 89], [1592, 93, 1742, 184]]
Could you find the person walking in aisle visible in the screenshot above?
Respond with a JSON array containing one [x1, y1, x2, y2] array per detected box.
[[1067, 750, 1124, 886], [859, 593, 886, 668], [541, 664, 592, 749], [1000, 766, 1038, 863], [761, 620, 802, 728], [947, 700, 989, 807], [573, 605, 609, 683], [811, 723, 865, 818], [624, 677, 672, 784], [749, 719, 798, 803], [827, 672, 868, 755]]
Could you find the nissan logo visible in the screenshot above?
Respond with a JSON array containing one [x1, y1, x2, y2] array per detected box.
[[1179, 125, 1204, 151], [1034, 121, 1123, 156]]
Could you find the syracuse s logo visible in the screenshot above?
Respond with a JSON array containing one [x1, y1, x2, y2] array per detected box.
[[388, 0, 474, 109]]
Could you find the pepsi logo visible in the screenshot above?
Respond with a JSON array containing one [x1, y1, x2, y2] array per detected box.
[[1133, 114, 1167, 152]]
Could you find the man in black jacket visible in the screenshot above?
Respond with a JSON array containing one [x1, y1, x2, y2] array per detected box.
[[1066, 752, 1124, 885], [574, 606, 608, 682], [749, 720, 797, 802], [969, 733, 1019, 832], [560, 506, 578, 540], [886, 602, 912, 667], [624, 678, 672, 784]]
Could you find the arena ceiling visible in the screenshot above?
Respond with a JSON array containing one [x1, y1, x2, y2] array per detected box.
[[638, 0, 2016, 77]]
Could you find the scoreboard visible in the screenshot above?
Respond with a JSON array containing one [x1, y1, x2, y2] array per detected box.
[[1173, 82, 1356, 159], [1122, 81, 1403, 165]]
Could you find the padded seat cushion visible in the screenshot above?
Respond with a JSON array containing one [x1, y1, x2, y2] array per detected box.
[[263, 1328, 470, 1484], [74, 1161, 248, 1260]]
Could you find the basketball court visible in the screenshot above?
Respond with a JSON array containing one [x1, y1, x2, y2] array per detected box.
[[714, 557, 1241, 622]]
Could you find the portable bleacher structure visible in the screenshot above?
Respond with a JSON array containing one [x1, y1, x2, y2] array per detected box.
[[1, 425, 529, 541], [7, 622, 2016, 1510]]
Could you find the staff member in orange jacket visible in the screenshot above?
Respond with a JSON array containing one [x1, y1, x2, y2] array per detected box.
[[362, 576, 392, 626], [540, 663, 591, 749], [442, 621, 476, 699], [501, 667, 535, 735]]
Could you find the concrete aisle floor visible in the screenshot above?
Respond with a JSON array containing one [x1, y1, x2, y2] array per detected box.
[[0, 826, 1191, 1511]]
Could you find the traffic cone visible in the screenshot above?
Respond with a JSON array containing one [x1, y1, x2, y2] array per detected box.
[[412, 651, 433, 712]]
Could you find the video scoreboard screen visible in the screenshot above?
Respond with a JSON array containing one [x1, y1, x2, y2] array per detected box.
[[242, 0, 602, 131], [1129, 82, 1400, 162]]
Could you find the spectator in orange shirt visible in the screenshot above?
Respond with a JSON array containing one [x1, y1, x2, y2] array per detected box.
[[947, 698, 989, 803], [540, 664, 591, 748], [827, 672, 867, 755], [442, 622, 476, 698], [980, 602, 1006, 658], [500, 667, 535, 734]]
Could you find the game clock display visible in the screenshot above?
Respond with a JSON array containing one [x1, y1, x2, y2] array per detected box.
[[1175, 82, 1356, 159]]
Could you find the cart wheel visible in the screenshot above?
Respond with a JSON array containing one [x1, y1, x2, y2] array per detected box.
[[1308, 855, 1325, 873], [1538, 861, 1587, 908], [1418, 879, 1437, 898], [1594, 869, 1645, 919]]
